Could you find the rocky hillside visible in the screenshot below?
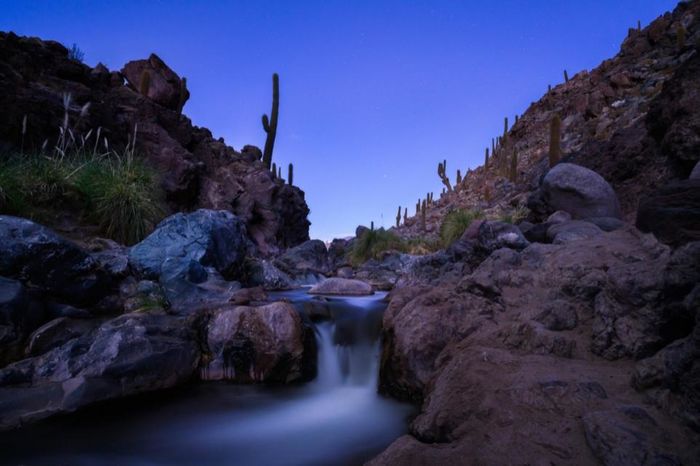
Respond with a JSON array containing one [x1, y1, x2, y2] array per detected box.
[[398, 0, 700, 244], [0, 32, 309, 253]]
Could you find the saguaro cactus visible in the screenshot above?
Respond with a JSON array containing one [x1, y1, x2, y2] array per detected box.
[[271, 162, 277, 179], [456, 169, 462, 185], [564, 70, 569, 83], [262, 73, 279, 169], [437, 160, 452, 192], [421, 199, 426, 231], [139, 70, 151, 97], [288, 163, 294, 185], [549, 114, 561, 167], [484, 147, 490, 167], [396, 206, 401, 228], [403, 207, 407, 224], [416, 199, 420, 215]]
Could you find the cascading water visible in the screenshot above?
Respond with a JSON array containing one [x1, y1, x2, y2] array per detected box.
[[0, 290, 414, 466]]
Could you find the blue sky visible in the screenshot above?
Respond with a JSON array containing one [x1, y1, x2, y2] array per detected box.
[[2, 0, 678, 240]]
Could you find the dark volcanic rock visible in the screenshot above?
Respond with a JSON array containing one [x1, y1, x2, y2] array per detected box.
[[0, 216, 114, 307], [477, 220, 530, 251], [636, 179, 700, 246], [308, 278, 373, 296], [0, 32, 310, 253], [273, 239, 329, 279]]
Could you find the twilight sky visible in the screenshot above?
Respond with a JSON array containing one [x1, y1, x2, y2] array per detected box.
[[2, 0, 677, 240]]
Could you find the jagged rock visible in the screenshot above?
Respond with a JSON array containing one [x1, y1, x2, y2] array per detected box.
[[128, 210, 250, 313], [199, 302, 312, 383], [121, 53, 189, 111], [0, 216, 114, 307], [477, 220, 530, 251], [308, 278, 373, 296], [0, 312, 199, 430], [328, 238, 352, 271], [636, 180, 700, 246], [273, 239, 329, 278], [246, 259, 294, 290], [528, 163, 621, 220], [354, 253, 416, 290], [0, 33, 311, 252]]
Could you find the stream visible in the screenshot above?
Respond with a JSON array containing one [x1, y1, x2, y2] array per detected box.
[[0, 290, 414, 466]]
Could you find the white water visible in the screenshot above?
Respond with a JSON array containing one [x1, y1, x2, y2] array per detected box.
[[1, 292, 413, 466]]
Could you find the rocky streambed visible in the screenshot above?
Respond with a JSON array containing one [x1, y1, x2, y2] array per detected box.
[[0, 289, 414, 466]]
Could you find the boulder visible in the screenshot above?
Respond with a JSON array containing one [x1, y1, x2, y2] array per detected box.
[[0, 216, 114, 307], [584, 217, 625, 232], [477, 221, 530, 251], [25, 317, 100, 357], [0, 277, 46, 364], [308, 278, 373, 296], [636, 180, 700, 246], [273, 239, 329, 278], [0, 312, 199, 430], [354, 253, 416, 290], [546, 220, 603, 244], [528, 163, 621, 219], [128, 210, 250, 313], [121, 53, 189, 111], [245, 259, 294, 290], [199, 302, 312, 383]]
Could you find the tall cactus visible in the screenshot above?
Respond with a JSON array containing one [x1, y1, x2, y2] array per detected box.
[[139, 70, 151, 97], [564, 70, 569, 83], [262, 73, 279, 169], [403, 207, 408, 224], [288, 163, 294, 185], [485, 147, 489, 167], [549, 114, 561, 167], [421, 199, 426, 231], [437, 160, 452, 192], [510, 149, 518, 182], [396, 206, 401, 228], [456, 169, 462, 185], [416, 199, 420, 215]]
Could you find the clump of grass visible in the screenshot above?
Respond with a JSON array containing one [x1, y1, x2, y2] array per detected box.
[[350, 228, 407, 266], [0, 95, 164, 245], [405, 237, 441, 255], [439, 209, 484, 247], [497, 206, 529, 224]]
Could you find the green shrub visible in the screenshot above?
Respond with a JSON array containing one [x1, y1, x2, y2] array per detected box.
[[350, 228, 406, 266], [74, 153, 163, 245], [439, 209, 483, 247], [405, 237, 441, 255], [497, 206, 529, 224]]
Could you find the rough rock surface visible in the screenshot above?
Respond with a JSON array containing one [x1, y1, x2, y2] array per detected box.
[[375, 228, 700, 463], [308, 278, 374, 296], [0, 32, 310, 253], [129, 209, 249, 313], [0, 312, 199, 430], [199, 302, 313, 383], [636, 179, 700, 246]]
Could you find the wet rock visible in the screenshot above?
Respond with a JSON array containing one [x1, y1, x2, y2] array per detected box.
[[25, 317, 99, 357], [528, 163, 621, 220], [199, 302, 312, 383], [273, 239, 329, 278], [0, 313, 199, 430], [477, 221, 530, 251], [308, 278, 373, 296], [636, 180, 700, 246]]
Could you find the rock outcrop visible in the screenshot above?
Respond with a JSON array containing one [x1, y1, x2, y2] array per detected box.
[[0, 32, 310, 253], [308, 278, 374, 296]]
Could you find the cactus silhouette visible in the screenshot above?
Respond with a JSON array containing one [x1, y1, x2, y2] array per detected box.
[[262, 73, 279, 169], [288, 163, 294, 185], [437, 160, 452, 192]]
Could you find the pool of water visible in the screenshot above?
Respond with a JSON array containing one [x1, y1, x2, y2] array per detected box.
[[0, 290, 414, 466]]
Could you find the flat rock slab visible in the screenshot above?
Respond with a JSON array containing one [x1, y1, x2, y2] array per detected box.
[[308, 278, 374, 296]]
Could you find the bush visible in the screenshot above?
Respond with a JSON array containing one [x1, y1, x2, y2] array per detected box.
[[74, 153, 163, 245], [0, 150, 163, 245], [405, 237, 441, 255], [350, 228, 406, 266], [498, 206, 529, 224], [439, 209, 483, 247]]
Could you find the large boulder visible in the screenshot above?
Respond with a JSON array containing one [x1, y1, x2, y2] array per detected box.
[[528, 163, 621, 220], [0, 216, 114, 307], [121, 53, 189, 111], [273, 239, 329, 278], [129, 210, 250, 313], [0, 312, 199, 430], [199, 302, 313, 383], [636, 180, 700, 246], [354, 252, 416, 290], [308, 278, 374, 296]]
